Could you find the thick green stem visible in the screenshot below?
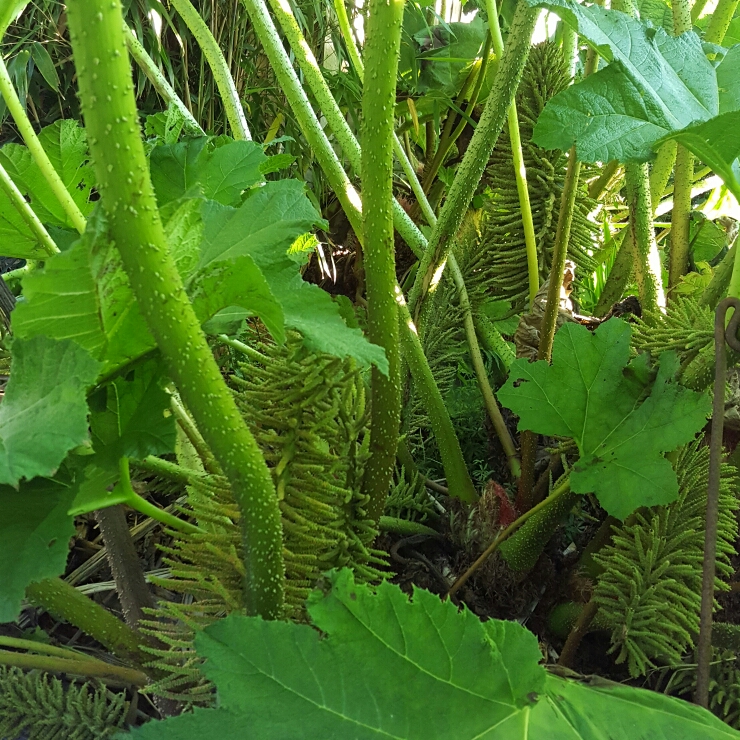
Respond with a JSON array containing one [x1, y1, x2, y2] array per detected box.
[[611, 0, 664, 316], [408, 0, 537, 318], [0, 57, 86, 235], [537, 151, 581, 362], [587, 160, 620, 201], [398, 300, 478, 503], [704, 0, 740, 44], [243, 0, 363, 237], [254, 0, 426, 255], [669, 147, 694, 292], [137, 454, 206, 484], [474, 312, 515, 367], [691, 0, 710, 21], [673, 0, 693, 34], [668, 0, 694, 293], [266, 0, 359, 167], [651, 141, 679, 204], [331, 0, 431, 240], [594, 141, 676, 315], [245, 0, 471, 500], [124, 24, 202, 133], [339, 23, 510, 484], [360, 0, 405, 523], [168, 0, 251, 140], [625, 162, 664, 312], [25, 578, 150, 667], [67, 0, 284, 618], [486, 0, 539, 307], [339, 16, 515, 480], [0, 650, 148, 686], [0, 160, 58, 256], [561, 24, 578, 78]]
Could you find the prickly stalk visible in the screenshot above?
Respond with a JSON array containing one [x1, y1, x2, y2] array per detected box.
[[66, 0, 284, 619], [360, 0, 405, 521], [408, 0, 538, 318]]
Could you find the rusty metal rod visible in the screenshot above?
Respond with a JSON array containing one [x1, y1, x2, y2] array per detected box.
[[696, 296, 740, 706]]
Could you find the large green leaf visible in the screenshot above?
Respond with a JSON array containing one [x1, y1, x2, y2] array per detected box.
[[530, 673, 740, 739], [188, 256, 286, 344], [0, 337, 100, 487], [150, 138, 266, 208], [416, 16, 488, 93], [0, 119, 93, 258], [198, 179, 324, 267], [0, 476, 75, 622], [636, 0, 672, 31], [11, 236, 105, 356], [88, 359, 176, 464], [128, 569, 546, 738], [0, 119, 93, 227], [164, 197, 205, 279], [199, 183, 387, 372], [11, 213, 155, 376], [87, 220, 158, 373], [527, 0, 733, 162], [497, 319, 711, 519], [657, 110, 740, 203], [12, 204, 283, 377], [69, 359, 176, 515], [0, 197, 50, 260], [124, 569, 739, 740]]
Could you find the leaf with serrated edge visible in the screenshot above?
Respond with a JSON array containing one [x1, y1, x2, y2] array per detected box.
[[67, 463, 124, 518], [530, 674, 740, 739], [497, 320, 711, 519], [199, 140, 266, 205], [0, 477, 75, 622], [527, 0, 733, 162], [12, 238, 105, 356], [69, 359, 176, 515], [0, 337, 100, 487], [188, 255, 285, 344], [124, 570, 740, 740], [657, 110, 740, 204], [12, 211, 155, 377], [135, 569, 545, 739], [92, 359, 176, 462], [150, 138, 266, 208], [199, 184, 387, 372], [0, 120, 93, 227]]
